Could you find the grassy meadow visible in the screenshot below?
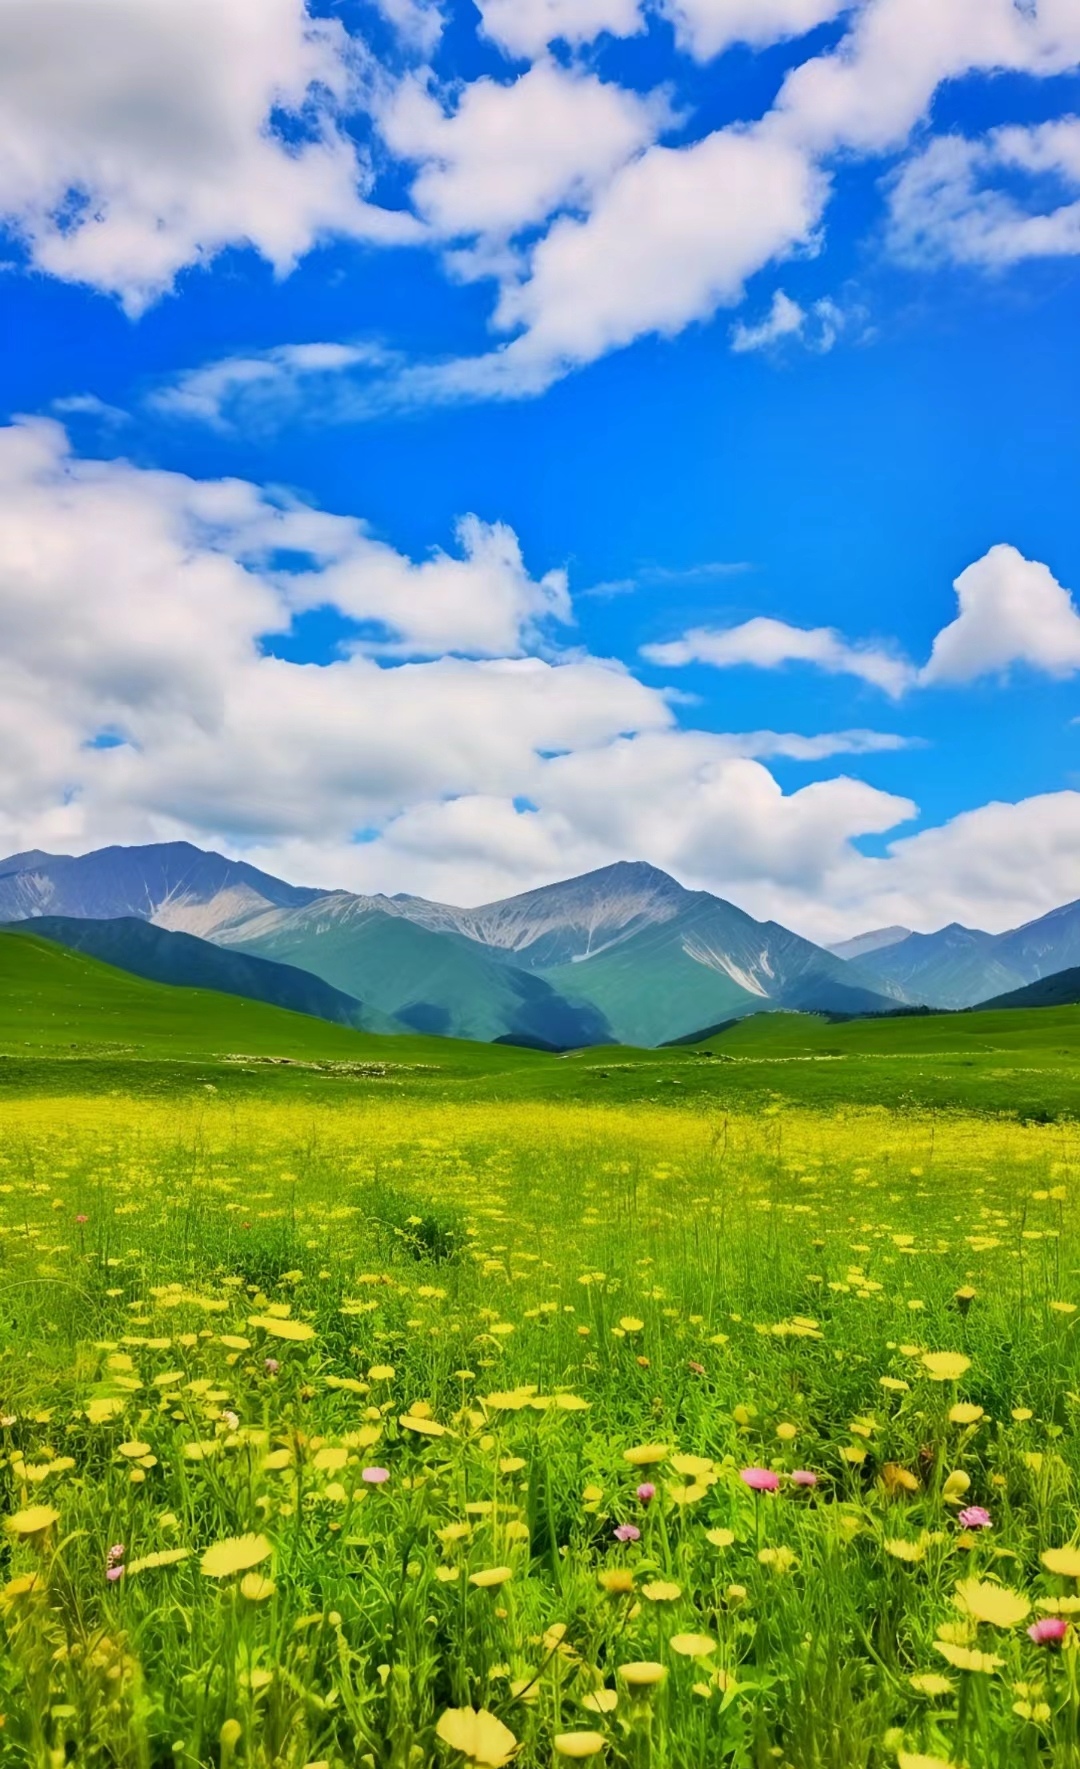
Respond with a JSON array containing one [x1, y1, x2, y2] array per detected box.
[[2, 1075, 1080, 1769], [3, 938, 1080, 1766]]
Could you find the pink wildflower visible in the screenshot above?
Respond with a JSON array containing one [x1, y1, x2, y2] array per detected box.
[[790, 1470, 818, 1488], [740, 1467, 780, 1493], [636, 1483, 656, 1505], [362, 1466, 390, 1485], [106, 1564, 124, 1582], [1029, 1617, 1068, 1646], [264, 1357, 280, 1375], [107, 1544, 124, 1564], [958, 1506, 992, 1530], [613, 1523, 641, 1543], [75, 1213, 88, 1225]]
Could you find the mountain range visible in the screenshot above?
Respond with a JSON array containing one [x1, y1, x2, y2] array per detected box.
[[839, 900, 1080, 1010], [1, 841, 1078, 1045]]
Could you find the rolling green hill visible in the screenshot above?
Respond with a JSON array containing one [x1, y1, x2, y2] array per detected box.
[[1, 916, 404, 1034], [1, 931, 1077, 1121], [498, 1004, 1080, 1119], [681, 1005, 1080, 1058], [978, 968, 1080, 1010], [0, 930, 520, 1072]]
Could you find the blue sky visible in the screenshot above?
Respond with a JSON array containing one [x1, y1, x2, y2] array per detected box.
[[0, 0, 1078, 940]]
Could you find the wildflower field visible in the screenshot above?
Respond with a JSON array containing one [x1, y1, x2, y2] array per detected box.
[[3, 1086, 1080, 1769]]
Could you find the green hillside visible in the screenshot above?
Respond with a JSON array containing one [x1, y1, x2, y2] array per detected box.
[[546, 925, 758, 1046], [691, 1004, 1080, 1057], [232, 908, 610, 1047], [979, 967, 1080, 1010], [1, 933, 1077, 1119], [545, 903, 893, 1046], [2, 915, 404, 1035], [549, 1004, 1080, 1118], [0, 931, 516, 1072]]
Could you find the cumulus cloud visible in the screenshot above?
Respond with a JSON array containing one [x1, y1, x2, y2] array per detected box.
[[643, 546, 1080, 700], [780, 791, 1080, 943], [371, 0, 445, 55], [643, 616, 916, 696], [403, 0, 1080, 398], [0, 417, 646, 854], [474, 0, 643, 60], [888, 118, 1080, 267], [730, 290, 808, 352], [921, 544, 1080, 686], [774, 0, 1080, 159], [0, 0, 417, 313], [1, 0, 1078, 380], [256, 731, 917, 910], [0, 418, 942, 927], [379, 60, 665, 267], [663, 0, 851, 62], [449, 122, 828, 395]]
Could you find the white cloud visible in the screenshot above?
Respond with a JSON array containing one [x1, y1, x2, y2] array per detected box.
[[291, 513, 574, 660], [775, 0, 1080, 158], [537, 733, 913, 890], [888, 119, 1080, 268], [379, 60, 664, 262], [265, 729, 916, 908], [0, 418, 668, 856], [399, 0, 1080, 398], [1, 424, 1078, 942], [730, 290, 808, 352], [643, 615, 916, 696], [782, 790, 1080, 942], [730, 287, 849, 352], [460, 122, 828, 393], [720, 729, 912, 759], [371, 0, 445, 55], [50, 393, 129, 425], [0, 419, 933, 927], [0, 0, 417, 313], [1, 0, 1078, 373], [921, 544, 1080, 686], [474, 0, 643, 60], [475, 0, 851, 62], [663, 0, 851, 62], [151, 342, 400, 429], [644, 546, 1080, 701]]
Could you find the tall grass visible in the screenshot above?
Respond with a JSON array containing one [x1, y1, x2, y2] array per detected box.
[[0, 1094, 1078, 1767]]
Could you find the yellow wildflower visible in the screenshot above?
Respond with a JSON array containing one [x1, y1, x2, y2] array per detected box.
[[921, 1352, 971, 1382], [435, 1708, 517, 1768], [5, 1506, 59, 1539], [1042, 1547, 1080, 1580], [669, 1633, 716, 1657], [953, 1579, 1030, 1628], [200, 1535, 272, 1579], [623, 1444, 669, 1467], [469, 1567, 513, 1589]]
